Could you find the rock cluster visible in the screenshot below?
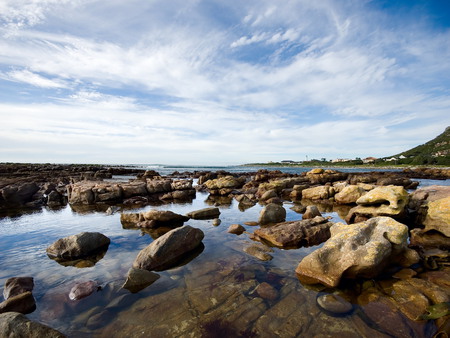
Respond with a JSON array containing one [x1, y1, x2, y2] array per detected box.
[[67, 178, 195, 205]]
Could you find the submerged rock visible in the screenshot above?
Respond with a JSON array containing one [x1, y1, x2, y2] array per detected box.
[[316, 293, 353, 316], [46, 232, 110, 260], [69, 280, 100, 300], [252, 216, 332, 248], [296, 217, 413, 287], [122, 268, 160, 293], [243, 244, 273, 261], [133, 225, 204, 271], [0, 312, 66, 337]]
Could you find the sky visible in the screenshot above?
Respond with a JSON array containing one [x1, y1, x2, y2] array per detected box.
[[1, 0, 450, 165]]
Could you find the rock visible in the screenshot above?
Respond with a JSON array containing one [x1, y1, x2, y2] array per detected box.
[[345, 185, 409, 223], [69, 280, 100, 300], [423, 196, 450, 237], [121, 210, 189, 229], [0, 312, 66, 337], [243, 244, 273, 261], [46, 232, 110, 260], [171, 179, 193, 190], [316, 293, 353, 316], [255, 282, 278, 301], [302, 186, 335, 200], [253, 216, 332, 248], [289, 185, 309, 201], [334, 185, 367, 204], [258, 203, 286, 225], [228, 224, 245, 235], [204, 176, 244, 190], [260, 189, 278, 202], [409, 185, 450, 227], [122, 268, 160, 293], [0, 291, 36, 314], [3, 277, 34, 300], [212, 218, 221, 226], [186, 207, 220, 219], [410, 228, 450, 249], [133, 225, 204, 271], [296, 217, 410, 287], [1, 182, 40, 206], [302, 205, 321, 219], [146, 179, 172, 194], [46, 190, 63, 206], [120, 181, 148, 198]]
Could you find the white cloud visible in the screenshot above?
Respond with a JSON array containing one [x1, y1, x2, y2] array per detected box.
[[0, 0, 449, 164], [2, 69, 68, 88]]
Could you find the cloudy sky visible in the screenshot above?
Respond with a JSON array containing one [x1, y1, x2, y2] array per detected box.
[[1, 0, 449, 165]]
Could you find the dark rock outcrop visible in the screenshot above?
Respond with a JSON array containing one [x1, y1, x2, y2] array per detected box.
[[46, 232, 110, 260]]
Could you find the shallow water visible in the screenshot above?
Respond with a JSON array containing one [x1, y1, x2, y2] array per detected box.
[[1, 177, 448, 337]]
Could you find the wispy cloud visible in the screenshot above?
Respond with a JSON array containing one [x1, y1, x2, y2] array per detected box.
[[0, 0, 449, 164]]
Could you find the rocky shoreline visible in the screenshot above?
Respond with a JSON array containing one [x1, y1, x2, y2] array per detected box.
[[0, 163, 449, 336]]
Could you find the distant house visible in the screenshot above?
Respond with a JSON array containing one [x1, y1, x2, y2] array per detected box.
[[331, 158, 351, 163], [363, 157, 377, 163], [386, 157, 397, 162]]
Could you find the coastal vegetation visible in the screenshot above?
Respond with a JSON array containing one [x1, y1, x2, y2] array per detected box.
[[246, 126, 450, 167]]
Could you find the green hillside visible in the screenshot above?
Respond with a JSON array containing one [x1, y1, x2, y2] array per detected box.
[[386, 126, 450, 165]]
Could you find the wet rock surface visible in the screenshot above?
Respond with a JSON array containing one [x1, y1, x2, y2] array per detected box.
[[46, 232, 111, 260], [0, 312, 66, 337], [133, 225, 205, 271], [296, 217, 413, 287], [252, 216, 333, 248]]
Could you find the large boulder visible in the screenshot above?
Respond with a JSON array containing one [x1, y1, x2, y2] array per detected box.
[[345, 185, 409, 223], [258, 203, 286, 225], [46, 232, 110, 260], [302, 186, 335, 200], [186, 207, 220, 220], [121, 210, 189, 229], [306, 169, 348, 184], [252, 216, 333, 248], [334, 185, 367, 204], [121, 181, 148, 198], [423, 196, 450, 237], [0, 182, 40, 206], [296, 217, 415, 287], [133, 225, 204, 271], [0, 312, 65, 337]]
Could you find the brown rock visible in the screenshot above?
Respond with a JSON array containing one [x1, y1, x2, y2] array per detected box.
[[0, 291, 36, 314], [0, 312, 65, 337], [253, 216, 332, 248], [46, 232, 110, 260], [255, 282, 279, 301], [258, 203, 286, 225], [302, 185, 335, 200], [423, 196, 450, 237], [334, 185, 366, 204], [3, 277, 34, 300], [186, 207, 220, 220], [228, 224, 245, 235], [133, 225, 204, 271], [302, 205, 321, 219], [296, 217, 410, 287]]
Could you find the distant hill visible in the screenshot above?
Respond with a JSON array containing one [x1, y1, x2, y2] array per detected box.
[[385, 126, 450, 165]]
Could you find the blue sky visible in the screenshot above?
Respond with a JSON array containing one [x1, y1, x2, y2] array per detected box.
[[1, 0, 449, 165]]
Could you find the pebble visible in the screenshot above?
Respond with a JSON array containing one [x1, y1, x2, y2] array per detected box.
[[316, 293, 353, 316]]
